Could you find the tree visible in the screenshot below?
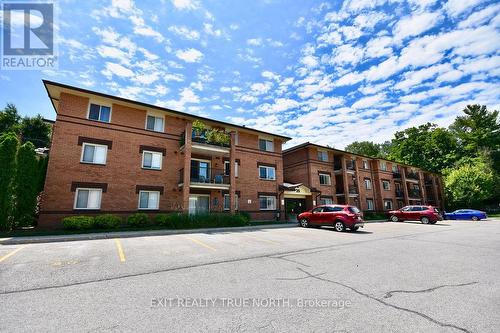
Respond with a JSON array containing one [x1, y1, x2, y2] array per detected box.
[[345, 141, 383, 158], [0, 103, 20, 134], [388, 123, 459, 173], [12, 142, 38, 227], [444, 157, 495, 209], [0, 133, 19, 231], [19, 115, 51, 148]]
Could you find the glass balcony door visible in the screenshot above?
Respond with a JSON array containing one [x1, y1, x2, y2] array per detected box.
[[191, 159, 210, 183], [189, 195, 210, 214]]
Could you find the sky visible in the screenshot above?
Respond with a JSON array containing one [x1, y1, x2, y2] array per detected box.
[[0, 0, 499, 149]]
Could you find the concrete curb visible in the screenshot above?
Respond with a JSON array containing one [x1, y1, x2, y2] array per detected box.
[[0, 223, 298, 245]]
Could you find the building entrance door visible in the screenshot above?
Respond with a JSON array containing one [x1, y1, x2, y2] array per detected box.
[[285, 198, 307, 222]]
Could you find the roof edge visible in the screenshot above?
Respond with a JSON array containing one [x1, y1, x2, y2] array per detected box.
[[42, 79, 292, 141]]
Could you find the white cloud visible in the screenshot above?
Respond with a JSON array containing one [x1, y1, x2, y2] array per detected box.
[[458, 3, 500, 28], [168, 26, 200, 40], [444, 0, 482, 17], [175, 48, 204, 63], [351, 93, 385, 109], [247, 38, 262, 46], [328, 44, 364, 66], [102, 62, 135, 78], [258, 98, 300, 113], [171, 0, 200, 10], [365, 36, 393, 58], [301, 55, 319, 68], [262, 71, 280, 81], [250, 82, 272, 95], [393, 12, 442, 41]]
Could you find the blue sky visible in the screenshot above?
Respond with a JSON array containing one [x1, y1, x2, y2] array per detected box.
[[1, 0, 499, 148]]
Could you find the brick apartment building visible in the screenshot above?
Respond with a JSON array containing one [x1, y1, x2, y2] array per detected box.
[[282, 143, 444, 217], [39, 81, 444, 227], [39, 80, 290, 227]]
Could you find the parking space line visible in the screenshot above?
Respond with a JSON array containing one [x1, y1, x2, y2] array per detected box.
[[243, 234, 280, 245], [0, 245, 28, 263], [114, 239, 126, 262], [184, 236, 217, 251]]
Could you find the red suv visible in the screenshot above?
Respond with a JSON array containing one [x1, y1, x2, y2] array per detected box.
[[388, 205, 442, 224], [298, 205, 365, 232]]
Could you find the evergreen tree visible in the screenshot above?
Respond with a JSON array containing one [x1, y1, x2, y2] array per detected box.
[[0, 133, 19, 231], [13, 142, 38, 227]]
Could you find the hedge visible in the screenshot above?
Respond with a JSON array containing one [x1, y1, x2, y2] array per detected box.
[[127, 213, 150, 227], [62, 216, 95, 230], [94, 214, 122, 229], [154, 213, 249, 229]]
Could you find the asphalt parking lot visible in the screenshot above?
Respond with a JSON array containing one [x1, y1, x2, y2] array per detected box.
[[1, 219, 500, 332]]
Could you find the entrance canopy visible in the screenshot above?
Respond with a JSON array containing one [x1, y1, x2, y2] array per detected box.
[[281, 183, 317, 199]]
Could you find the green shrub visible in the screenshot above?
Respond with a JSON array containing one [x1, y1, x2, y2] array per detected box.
[[127, 213, 150, 227], [62, 216, 95, 230], [363, 212, 388, 220], [94, 214, 122, 229], [153, 213, 249, 229]]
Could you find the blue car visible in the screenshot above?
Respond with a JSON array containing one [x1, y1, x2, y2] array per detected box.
[[444, 209, 487, 221]]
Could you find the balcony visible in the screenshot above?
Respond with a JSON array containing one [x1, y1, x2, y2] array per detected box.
[[395, 189, 404, 198], [179, 167, 230, 189], [346, 161, 356, 172], [406, 172, 420, 181], [180, 126, 231, 155], [348, 185, 358, 195], [425, 178, 433, 185], [392, 172, 402, 179], [408, 189, 421, 198]]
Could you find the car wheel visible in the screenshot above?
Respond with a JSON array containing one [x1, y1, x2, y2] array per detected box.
[[472, 216, 479, 221], [334, 221, 345, 232], [421, 216, 430, 224], [299, 218, 309, 228], [350, 227, 359, 232], [429, 220, 437, 225], [390, 215, 399, 222]]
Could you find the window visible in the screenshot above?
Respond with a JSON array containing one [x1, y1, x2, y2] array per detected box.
[[223, 194, 239, 210], [142, 151, 162, 170], [366, 199, 374, 211], [259, 196, 276, 210], [312, 207, 324, 213], [224, 161, 239, 177], [138, 191, 159, 210], [81, 143, 107, 164], [362, 160, 369, 169], [259, 166, 276, 180], [74, 188, 102, 209], [392, 165, 399, 173], [364, 178, 372, 190], [384, 200, 393, 210], [380, 161, 387, 171], [348, 206, 361, 214], [320, 197, 333, 205], [88, 103, 111, 122], [317, 150, 328, 162], [397, 200, 404, 208], [382, 180, 390, 190], [319, 173, 331, 185], [146, 115, 164, 132], [259, 139, 274, 152]]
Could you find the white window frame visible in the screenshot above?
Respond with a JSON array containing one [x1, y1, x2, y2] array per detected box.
[[259, 138, 274, 152], [319, 173, 331, 185], [223, 194, 239, 211], [384, 200, 393, 210], [224, 161, 239, 177], [382, 180, 391, 190], [362, 160, 369, 169], [259, 166, 276, 180], [259, 195, 276, 211], [392, 165, 399, 173], [317, 150, 328, 162], [87, 101, 112, 123], [142, 150, 163, 170], [380, 161, 387, 171], [80, 143, 108, 165], [364, 178, 372, 190], [320, 197, 333, 205], [138, 190, 160, 210], [145, 112, 165, 133], [73, 188, 102, 210], [366, 199, 374, 211]]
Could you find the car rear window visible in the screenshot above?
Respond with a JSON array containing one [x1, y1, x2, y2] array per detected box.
[[348, 207, 360, 214]]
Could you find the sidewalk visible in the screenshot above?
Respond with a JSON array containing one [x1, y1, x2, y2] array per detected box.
[[0, 223, 297, 245]]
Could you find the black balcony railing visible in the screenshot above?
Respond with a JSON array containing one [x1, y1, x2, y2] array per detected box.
[[190, 166, 229, 185], [333, 159, 342, 170], [395, 190, 404, 197], [425, 178, 433, 185], [348, 185, 358, 194], [393, 172, 402, 179], [408, 189, 421, 198], [406, 172, 420, 180], [179, 130, 231, 148], [346, 161, 356, 171]]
